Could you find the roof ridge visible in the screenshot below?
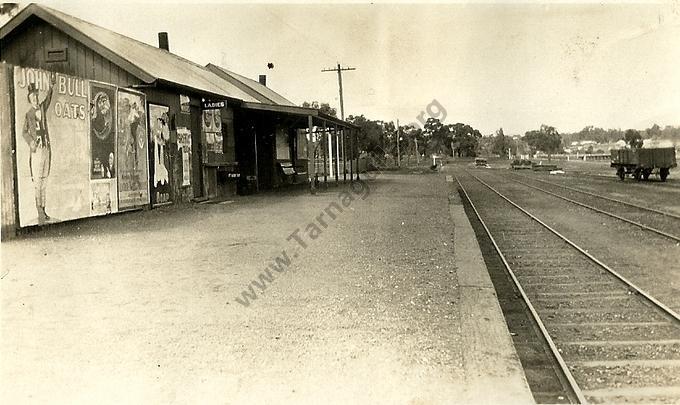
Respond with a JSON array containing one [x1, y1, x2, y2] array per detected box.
[[207, 63, 295, 106], [4, 4, 261, 101], [211, 64, 253, 81], [34, 4, 160, 53], [34, 3, 217, 78], [212, 64, 272, 89]]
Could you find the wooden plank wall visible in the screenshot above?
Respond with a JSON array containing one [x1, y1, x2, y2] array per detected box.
[[0, 63, 17, 239], [143, 87, 202, 204]]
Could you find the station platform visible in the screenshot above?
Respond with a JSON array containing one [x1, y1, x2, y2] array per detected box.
[[1, 171, 534, 404], [445, 172, 534, 403]]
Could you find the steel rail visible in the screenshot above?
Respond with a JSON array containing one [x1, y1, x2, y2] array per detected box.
[[512, 173, 680, 221], [454, 174, 587, 404], [507, 176, 680, 243], [571, 172, 679, 188], [466, 170, 680, 325]]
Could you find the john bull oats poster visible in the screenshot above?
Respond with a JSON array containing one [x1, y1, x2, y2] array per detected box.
[[12, 67, 144, 226], [14, 67, 91, 226]]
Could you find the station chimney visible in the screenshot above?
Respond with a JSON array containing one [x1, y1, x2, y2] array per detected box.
[[158, 32, 169, 51], [258, 75, 267, 87]]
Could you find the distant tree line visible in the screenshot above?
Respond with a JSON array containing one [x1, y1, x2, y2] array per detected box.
[[559, 124, 680, 146], [343, 115, 483, 163], [302, 101, 337, 118], [302, 100, 678, 163], [480, 123, 680, 160]]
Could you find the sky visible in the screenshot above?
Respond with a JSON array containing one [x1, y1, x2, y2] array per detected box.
[[3, 1, 680, 135]]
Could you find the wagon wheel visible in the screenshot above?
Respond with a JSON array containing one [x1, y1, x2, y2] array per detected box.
[[633, 168, 642, 181], [616, 167, 625, 181], [660, 168, 669, 182], [642, 169, 651, 180]]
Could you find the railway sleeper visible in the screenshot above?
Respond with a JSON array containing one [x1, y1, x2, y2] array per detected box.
[[511, 262, 583, 271], [538, 308, 667, 324], [570, 362, 680, 390], [536, 296, 643, 310], [523, 282, 621, 294], [522, 280, 617, 287], [559, 340, 680, 361], [516, 270, 609, 278], [550, 323, 680, 341], [583, 386, 680, 405], [533, 291, 629, 299]]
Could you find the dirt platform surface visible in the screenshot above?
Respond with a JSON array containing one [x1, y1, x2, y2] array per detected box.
[[1, 173, 532, 404]]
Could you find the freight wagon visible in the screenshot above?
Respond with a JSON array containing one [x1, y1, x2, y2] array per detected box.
[[610, 147, 677, 181]]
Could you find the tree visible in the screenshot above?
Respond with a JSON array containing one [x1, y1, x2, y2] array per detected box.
[[477, 135, 496, 156], [421, 119, 482, 157], [624, 129, 643, 148], [646, 123, 661, 139], [514, 136, 530, 156], [301, 101, 337, 118], [346, 115, 385, 159], [0, 3, 19, 16], [401, 124, 424, 165], [450, 123, 482, 157], [560, 126, 623, 146], [423, 117, 449, 156], [524, 124, 562, 161], [492, 127, 509, 158]]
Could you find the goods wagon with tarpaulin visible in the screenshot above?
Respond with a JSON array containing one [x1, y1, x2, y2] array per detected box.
[[610, 147, 677, 181]]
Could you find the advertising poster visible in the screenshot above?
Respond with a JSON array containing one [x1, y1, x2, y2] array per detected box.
[[214, 132, 223, 153], [180, 94, 190, 114], [116, 89, 149, 210], [149, 104, 172, 204], [13, 67, 91, 226], [202, 108, 222, 153], [177, 127, 192, 186], [202, 109, 213, 133], [206, 132, 215, 149], [90, 81, 117, 180], [90, 179, 117, 215], [212, 109, 222, 153], [213, 109, 222, 133]]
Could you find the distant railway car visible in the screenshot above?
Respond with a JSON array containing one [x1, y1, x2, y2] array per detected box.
[[475, 158, 488, 167], [510, 159, 533, 170], [610, 147, 677, 181]]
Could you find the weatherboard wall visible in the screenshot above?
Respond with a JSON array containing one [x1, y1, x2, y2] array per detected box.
[[0, 63, 17, 239], [142, 86, 204, 204], [0, 16, 241, 204]]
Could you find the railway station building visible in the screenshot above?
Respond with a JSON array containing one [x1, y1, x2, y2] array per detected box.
[[0, 3, 360, 238]]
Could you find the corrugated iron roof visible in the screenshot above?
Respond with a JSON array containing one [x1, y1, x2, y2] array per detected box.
[[1, 4, 358, 129], [0, 4, 260, 102], [206, 63, 296, 106]]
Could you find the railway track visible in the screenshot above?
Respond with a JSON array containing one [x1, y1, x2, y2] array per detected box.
[[455, 169, 680, 404], [506, 173, 680, 243], [563, 171, 680, 189]]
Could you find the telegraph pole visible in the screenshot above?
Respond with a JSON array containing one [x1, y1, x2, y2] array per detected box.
[[414, 138, 420, 164], [396, 119, 401, 167], [321, 63, 356, 120]]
